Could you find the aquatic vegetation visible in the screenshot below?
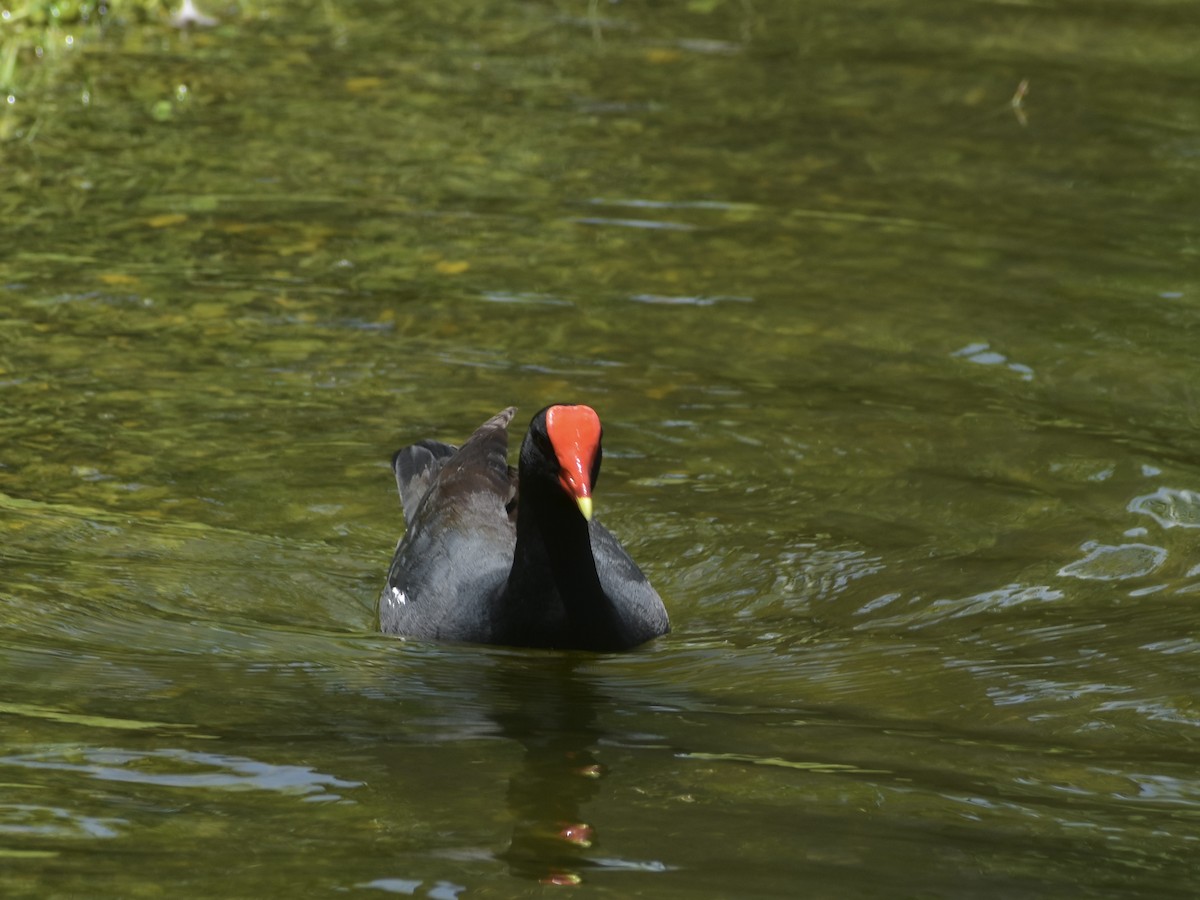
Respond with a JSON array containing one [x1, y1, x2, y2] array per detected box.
[[0, 0, 282, 142], [3, 2, 155, 89], [0, 0, 248, 139]]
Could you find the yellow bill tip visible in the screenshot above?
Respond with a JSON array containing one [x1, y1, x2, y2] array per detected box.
[[576, 496, 594, 522]]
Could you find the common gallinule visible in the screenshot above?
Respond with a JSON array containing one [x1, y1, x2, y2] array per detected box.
[[379, 405, 669, 650]]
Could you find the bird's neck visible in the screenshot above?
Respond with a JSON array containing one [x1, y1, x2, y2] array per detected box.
[[502, 482, 622, 648]]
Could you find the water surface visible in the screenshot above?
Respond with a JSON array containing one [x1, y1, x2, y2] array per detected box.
[[2, 0, 1199, 896]]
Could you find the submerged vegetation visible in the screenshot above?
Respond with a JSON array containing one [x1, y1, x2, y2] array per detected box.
[[0, 0, 262, 140], [3, 1, 167, 90]]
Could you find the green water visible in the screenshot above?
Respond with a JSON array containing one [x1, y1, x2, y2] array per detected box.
[[2, 0, 1199, 896]]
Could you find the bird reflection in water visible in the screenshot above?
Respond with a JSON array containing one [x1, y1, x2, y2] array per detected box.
[[488, 656, 610, 885]]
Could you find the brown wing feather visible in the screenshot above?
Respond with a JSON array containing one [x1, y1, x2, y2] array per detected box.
[[434, 407, 516, 505], [392, 440, 458, 524]]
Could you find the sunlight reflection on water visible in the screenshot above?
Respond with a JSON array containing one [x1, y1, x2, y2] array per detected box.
[[1128, 487, 1200, 529], [1058, 542, 1168, 581], [0, 747, 360, 797]]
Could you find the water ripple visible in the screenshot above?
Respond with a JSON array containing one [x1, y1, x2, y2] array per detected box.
[[1128, 487, 1200, 529], [1058, 542, 1168, 581], [0, 747, 360, 798], [0, 803, 124, 840]]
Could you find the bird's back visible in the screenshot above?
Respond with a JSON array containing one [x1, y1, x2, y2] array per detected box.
[[380, 409, 518, 641]]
